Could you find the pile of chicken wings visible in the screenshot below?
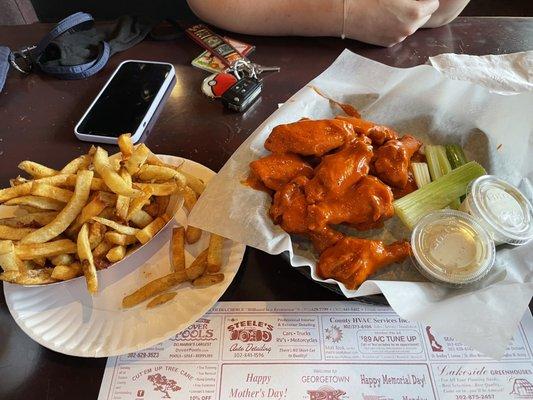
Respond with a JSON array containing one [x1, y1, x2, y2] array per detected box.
[[248, 114, 422, 289]]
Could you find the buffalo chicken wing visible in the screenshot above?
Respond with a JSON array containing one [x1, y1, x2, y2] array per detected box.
[[373, 134, 422, 189], [250, 153, 313, 191], [317, 237, 411, 289], [336, 116, 399, 146], [264, 119, 355, 156], [307, 176, 394, 231], [269, 176, 343, 253], [304, 139, 373, 203]]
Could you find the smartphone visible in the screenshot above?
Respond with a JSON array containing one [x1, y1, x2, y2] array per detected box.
[[74, 60, 175, 144]]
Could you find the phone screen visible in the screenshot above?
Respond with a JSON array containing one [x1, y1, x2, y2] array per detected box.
[[77, 62, 172, 137]]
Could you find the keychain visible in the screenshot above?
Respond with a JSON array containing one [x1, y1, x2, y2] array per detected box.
[[188, 24, 280, 112], [201, 59, 279, 111]]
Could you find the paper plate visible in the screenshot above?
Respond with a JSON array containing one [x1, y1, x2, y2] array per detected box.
[[3, 155, 246, 357]]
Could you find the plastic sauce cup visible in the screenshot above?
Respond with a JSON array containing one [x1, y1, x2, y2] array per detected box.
[[411, 210, 496, 287], [460, 175, 533, 246]]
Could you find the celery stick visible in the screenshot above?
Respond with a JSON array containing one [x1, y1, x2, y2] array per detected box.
[[426, 145, 460, 208], [425, 145, 444, 181], [427, 144, 454, 178], [435, 146, 452, 175], [446, 144, 468, 201], [435, 146, 460, 209], [446, 144, 468, 169], [393, 161, 486, 229], [412, 162, 431, 188]]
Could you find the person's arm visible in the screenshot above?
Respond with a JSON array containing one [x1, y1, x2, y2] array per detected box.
[[423, 0, 471, 27], [187, 0, 439, 47]]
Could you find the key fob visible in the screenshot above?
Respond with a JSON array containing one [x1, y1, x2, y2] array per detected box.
[[201, 72, 238, 98], [221, 77, 263, 112]]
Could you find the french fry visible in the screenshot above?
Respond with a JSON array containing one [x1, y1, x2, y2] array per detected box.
[[137, 165, 186, 186], [146, 153, 205, 194], [182, 186, 202, 244], [185, 249, 208, 281], [146, 291, 177, 308], [135, 214, 170, 244], [92, 216, 138, 236], [88, 221, 106, 249], [193, 273, 224, 287], [93, 147, 139, 197], [67, 191, 113, 236], [129, 209, 153, 228], [50, 253, 74, 266], [0, 211, 58, 228], [36, 174, 72, 186], [155, 195, 170, 216], [134, 182, 180, 196], [0, 174, 73, 203], [143, 201, 159, 218], [207, 234, 224, 272], [0, 240, 25, 272], [15, 239, 77, 260], [51, 263, 83, 280], [21, 170, 94, 243], [118, 133, 133, 160], [182, 186, 197, 211], [124, 143, 150, 175], [60, 155, 91, 174], [10, 176, 28, 186], [146, 152, 166, 166], [63, 174, 109, 191], [0, 226, 35, 240], [30, 182, 73, 203], [32, 256, 47, 268], [0, 268, 56, 284], [0, 182, 32, 203], [106, 245, 126, 262], [92, 240, 113, 259], [126, 186, 153, 221], [186, 226, 202, 244], [115, 169, 132, 221], [104, 232, 137, 246], [171, 227, 185, 272], [5, 195, 64, 211], [0, 270, 19, 282], [179, 170, 205, 195], [20, 205, 45, 214], [122, 270, 187, 308], [110, 157, 121, 172], [18, 160, 58, 178], [78, 224, 97, 294], [97, 207, 116, 220]]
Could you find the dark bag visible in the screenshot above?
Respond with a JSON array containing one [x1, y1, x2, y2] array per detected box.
[[0, 12, 156, 92]]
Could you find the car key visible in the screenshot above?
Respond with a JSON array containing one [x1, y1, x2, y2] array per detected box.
[[221, 77, 263, 112]]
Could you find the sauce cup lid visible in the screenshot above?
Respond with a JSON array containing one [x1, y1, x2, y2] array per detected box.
[[411, 210, 495, 286], [467, 175, 533, 246]]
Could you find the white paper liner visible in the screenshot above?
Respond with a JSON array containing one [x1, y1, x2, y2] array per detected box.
[[189, 50, 533, 359]]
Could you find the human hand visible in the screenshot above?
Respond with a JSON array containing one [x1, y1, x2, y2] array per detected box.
[[346, 0, 440, 46]]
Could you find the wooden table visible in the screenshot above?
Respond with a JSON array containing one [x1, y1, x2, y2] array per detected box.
[[0, 17, 532, 400]]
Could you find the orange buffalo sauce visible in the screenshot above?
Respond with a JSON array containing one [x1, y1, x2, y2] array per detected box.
[[243, 173, 272, 195]]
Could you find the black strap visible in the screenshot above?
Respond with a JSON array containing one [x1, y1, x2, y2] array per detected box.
[[4, 12, 110, 88]]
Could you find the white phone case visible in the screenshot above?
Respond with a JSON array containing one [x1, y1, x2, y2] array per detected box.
[[74, 60, 175, 144]]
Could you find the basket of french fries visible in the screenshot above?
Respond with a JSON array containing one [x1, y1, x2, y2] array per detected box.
[[2, 140, 245, 356], [0, 134, 208, 294]]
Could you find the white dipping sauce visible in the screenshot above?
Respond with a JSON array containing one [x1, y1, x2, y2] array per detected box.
[[411, 210, 495, 286]]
